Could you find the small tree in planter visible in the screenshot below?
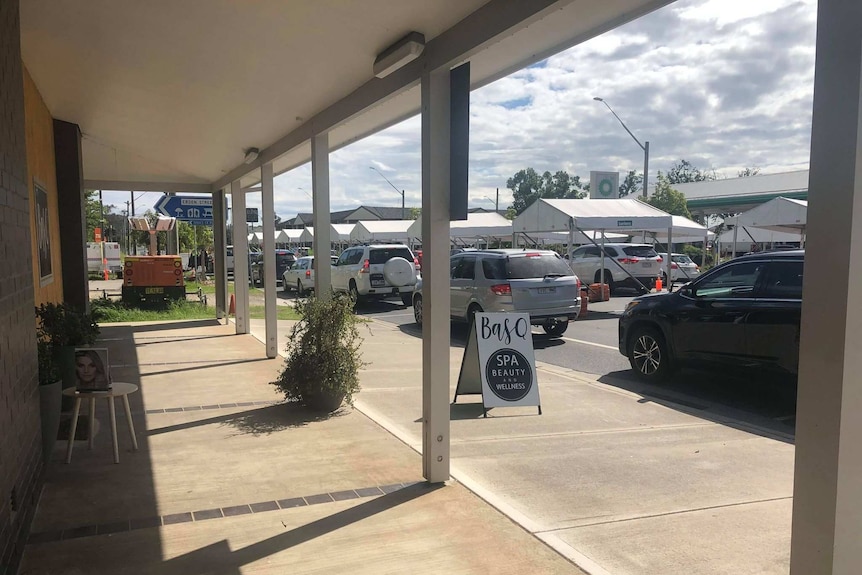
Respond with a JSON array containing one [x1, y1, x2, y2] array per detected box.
[[271, 294, 365, 412]]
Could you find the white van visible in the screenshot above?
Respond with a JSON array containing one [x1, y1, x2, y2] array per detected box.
[[86, 242, 122, 275]]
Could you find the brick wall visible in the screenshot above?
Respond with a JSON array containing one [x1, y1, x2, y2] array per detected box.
[[0, 1, 43, 574]]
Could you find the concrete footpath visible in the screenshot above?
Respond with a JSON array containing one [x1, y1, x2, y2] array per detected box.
[[19, 319, 581, 575], [20, 314, 794, 575], [252, 317, 795, 575]]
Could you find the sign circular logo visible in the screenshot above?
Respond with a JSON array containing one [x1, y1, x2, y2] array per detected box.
[[598, 178, 614, 197], [485, 348, 532, 401]]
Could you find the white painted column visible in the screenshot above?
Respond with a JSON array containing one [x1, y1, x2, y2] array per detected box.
[[790, 2, 862, 573], [311, 133, 332, 300], [261, 162, 278, 358], [212, 189, 228, 320], [231, 180, 250, 334], [421, 66, 451, 484]]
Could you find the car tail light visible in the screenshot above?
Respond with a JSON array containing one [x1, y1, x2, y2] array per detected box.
[[306, 270, 311, 278], [414, 256, 421, 271], [696, 265, 700, 271], [490, 283, 511, 296], [656, 257, 663, 263], [359, 259, 370, 273], [525, 253, 541, 258], [671, 263, 679, 269], [575, 277, 581, 292], [619, 257, 639, 264]]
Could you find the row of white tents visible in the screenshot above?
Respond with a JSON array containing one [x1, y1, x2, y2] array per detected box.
[[247, 199, 716, 249]]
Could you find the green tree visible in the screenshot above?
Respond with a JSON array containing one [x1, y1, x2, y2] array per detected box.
[[408, 207, 421, 220], [618, 170, 642, 197], [643, 173, 691, 218], [178, 222, 214, 252], [506, 168, 587, 215], [84, 190, 117, 241], [666, 160, 716, 184]]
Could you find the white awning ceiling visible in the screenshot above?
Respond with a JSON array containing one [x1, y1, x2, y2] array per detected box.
[[513, 199, 674, 233], [407, 212, 513, 241], [350, 220, 414, 244], [732, 197, 808, 233]]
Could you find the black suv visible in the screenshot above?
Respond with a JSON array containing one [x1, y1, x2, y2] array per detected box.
[[618, 250, 804, 382], [251, 250, 297, 286]]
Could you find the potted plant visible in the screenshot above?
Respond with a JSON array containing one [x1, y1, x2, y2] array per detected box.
[[35, 302, 100, 409], [271, 294, 365, 412], [37, 339, 63, 460]]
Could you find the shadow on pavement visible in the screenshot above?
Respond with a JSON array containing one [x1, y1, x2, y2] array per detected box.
[[596, 368, 797, 443]]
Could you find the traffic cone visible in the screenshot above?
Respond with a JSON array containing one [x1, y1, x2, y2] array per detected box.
[[103, 269, 109, 281], [228, 293, 236, 316], [655, 276, 663, 292]]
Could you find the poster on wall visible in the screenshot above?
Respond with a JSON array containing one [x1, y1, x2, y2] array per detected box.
[[34, 181, 53, 285]]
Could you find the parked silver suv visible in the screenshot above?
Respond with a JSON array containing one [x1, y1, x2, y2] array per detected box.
[[568, 243, 661, 294], [331, 244, 420, 305], [412, 249, 581, 337]]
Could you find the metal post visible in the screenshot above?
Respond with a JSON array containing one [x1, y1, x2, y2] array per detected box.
[[665, 226, 673, 291], [261, 162, 278, 358], [312, 133, 332, 300], [421, 65, 451, 484], [402, 190, 406, 220], [600, 232, 606, 300]]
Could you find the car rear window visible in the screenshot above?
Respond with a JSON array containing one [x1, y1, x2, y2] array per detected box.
[[369, 247, 413, 264], [622, 246, 658, 258], [276, 253, 295, 265], [483, 254, 573, 280]]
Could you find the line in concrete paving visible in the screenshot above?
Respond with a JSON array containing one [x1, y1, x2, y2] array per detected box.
[[26, 482, 421, 546], [448, 422, 716, 444], [535, 495, 794, 532]]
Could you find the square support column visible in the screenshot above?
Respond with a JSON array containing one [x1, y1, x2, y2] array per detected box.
[[311, 133, 332, 300], [230, 180, 250, 334], [421, 66, 451, 484], [212, 189, 228, 320], [790, 2, 862, 573], [261, 163, 278, 357]]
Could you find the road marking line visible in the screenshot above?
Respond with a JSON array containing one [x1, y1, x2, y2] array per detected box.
[[559, 337, 618, 351]]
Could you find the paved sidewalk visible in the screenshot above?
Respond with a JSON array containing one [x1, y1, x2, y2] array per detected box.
[[20, 319, 582, 575], [259, 316, 794, 575]]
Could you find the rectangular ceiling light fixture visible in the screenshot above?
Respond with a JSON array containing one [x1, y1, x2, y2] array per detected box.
[[373, 32, 425, 78]]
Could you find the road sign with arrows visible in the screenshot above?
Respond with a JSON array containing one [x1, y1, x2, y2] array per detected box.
[[154, 195, 214, 225]]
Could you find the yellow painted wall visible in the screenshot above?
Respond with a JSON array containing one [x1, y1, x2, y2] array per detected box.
[[24, 65, 63, 306]]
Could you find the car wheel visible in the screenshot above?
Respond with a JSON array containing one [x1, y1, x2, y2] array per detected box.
[[543, 319, 568, 337], [282, 278, 290, 294], [628, 326, 671, 382], [348, 281, 361, 306], [297, 280, 304, 297], [400, 292, 412, 306], [413, 294, 423, 326]]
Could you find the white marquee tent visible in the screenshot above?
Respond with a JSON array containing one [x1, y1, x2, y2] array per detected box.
[[407, 212, 512, 243], [300, 227, 314, 244], [513, 199, 680, 289], [330, 223, 355, 243], [350, 220, 414, 244], [728, 197, 807, 254], [280, 229, 303, 245]]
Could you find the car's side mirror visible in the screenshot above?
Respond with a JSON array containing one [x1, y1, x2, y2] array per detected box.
[[678, 284, 693, 297]]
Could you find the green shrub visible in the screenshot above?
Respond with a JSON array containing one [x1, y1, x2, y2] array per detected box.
[[271, 294, 365, 407]]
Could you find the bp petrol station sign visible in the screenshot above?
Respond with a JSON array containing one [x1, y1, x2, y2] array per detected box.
[[455, 312, 541, 416], [590, 171, 620, 199]]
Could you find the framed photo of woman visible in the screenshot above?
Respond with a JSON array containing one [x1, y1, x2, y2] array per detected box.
[[74, 348, 112, 392]]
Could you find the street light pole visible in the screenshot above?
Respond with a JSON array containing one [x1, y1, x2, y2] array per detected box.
[[593, 97, 649, 198], [369, 166, 406, 219]]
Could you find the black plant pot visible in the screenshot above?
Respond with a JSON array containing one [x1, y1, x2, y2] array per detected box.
[[305, 390, 345, 413]]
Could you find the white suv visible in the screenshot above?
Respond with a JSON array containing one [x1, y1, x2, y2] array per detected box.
[[568, 243, 661, 294], [331, 244, 420, 305]]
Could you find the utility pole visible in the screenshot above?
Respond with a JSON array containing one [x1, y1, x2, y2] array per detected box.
[[496, 187, 500, 212], [125, 200, 130, 254]]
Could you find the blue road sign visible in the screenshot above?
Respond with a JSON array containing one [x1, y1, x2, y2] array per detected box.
[[155, 195, 214, 225]]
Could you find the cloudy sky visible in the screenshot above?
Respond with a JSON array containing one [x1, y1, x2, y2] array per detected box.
[[108, 0, 817, 223]]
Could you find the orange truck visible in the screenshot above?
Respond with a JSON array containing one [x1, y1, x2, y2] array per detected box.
[[122, 256, 185, 307]]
